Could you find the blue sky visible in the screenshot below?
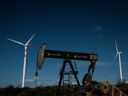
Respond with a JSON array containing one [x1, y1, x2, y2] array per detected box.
[[0, 0, 128, 87]]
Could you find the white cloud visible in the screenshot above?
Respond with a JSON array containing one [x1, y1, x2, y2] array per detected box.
[[97, 61, 112, 67], [92, 25, 105, 39], [25, 78, 34, 82], [98, 35, 104, 39], [75, 61, 90, 68], [109, 74, 114, 77], [93, 25, 102, 31], [37, 81, 42, 85]]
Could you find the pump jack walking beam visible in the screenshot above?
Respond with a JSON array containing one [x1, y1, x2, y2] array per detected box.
[[37, 43, 98, 70]]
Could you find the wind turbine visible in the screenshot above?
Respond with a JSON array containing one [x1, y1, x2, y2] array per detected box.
[[7, 34, 35, 88], [113, 40, 123, 82]]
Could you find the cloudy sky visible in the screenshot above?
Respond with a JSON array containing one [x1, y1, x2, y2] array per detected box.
[[0, 0, 128, 87]]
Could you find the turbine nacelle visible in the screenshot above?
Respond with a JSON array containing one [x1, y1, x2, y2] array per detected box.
[[25, 34, 35, 46]]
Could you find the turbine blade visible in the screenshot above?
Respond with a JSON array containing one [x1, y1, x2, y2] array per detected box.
[[113, 53, 118, 63], [25, 34, 35, 45], [115, 40, 118, 52], [7, 38, 24, 46]]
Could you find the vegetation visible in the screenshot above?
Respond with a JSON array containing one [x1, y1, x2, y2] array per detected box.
[[116, 80, 128, 95], [0, 82, 128, 96], [0, 86, 57, 96]]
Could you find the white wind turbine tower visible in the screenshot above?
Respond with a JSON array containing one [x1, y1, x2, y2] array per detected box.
[[7, 34, 35, 88], [113, 40, 123, 82]]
